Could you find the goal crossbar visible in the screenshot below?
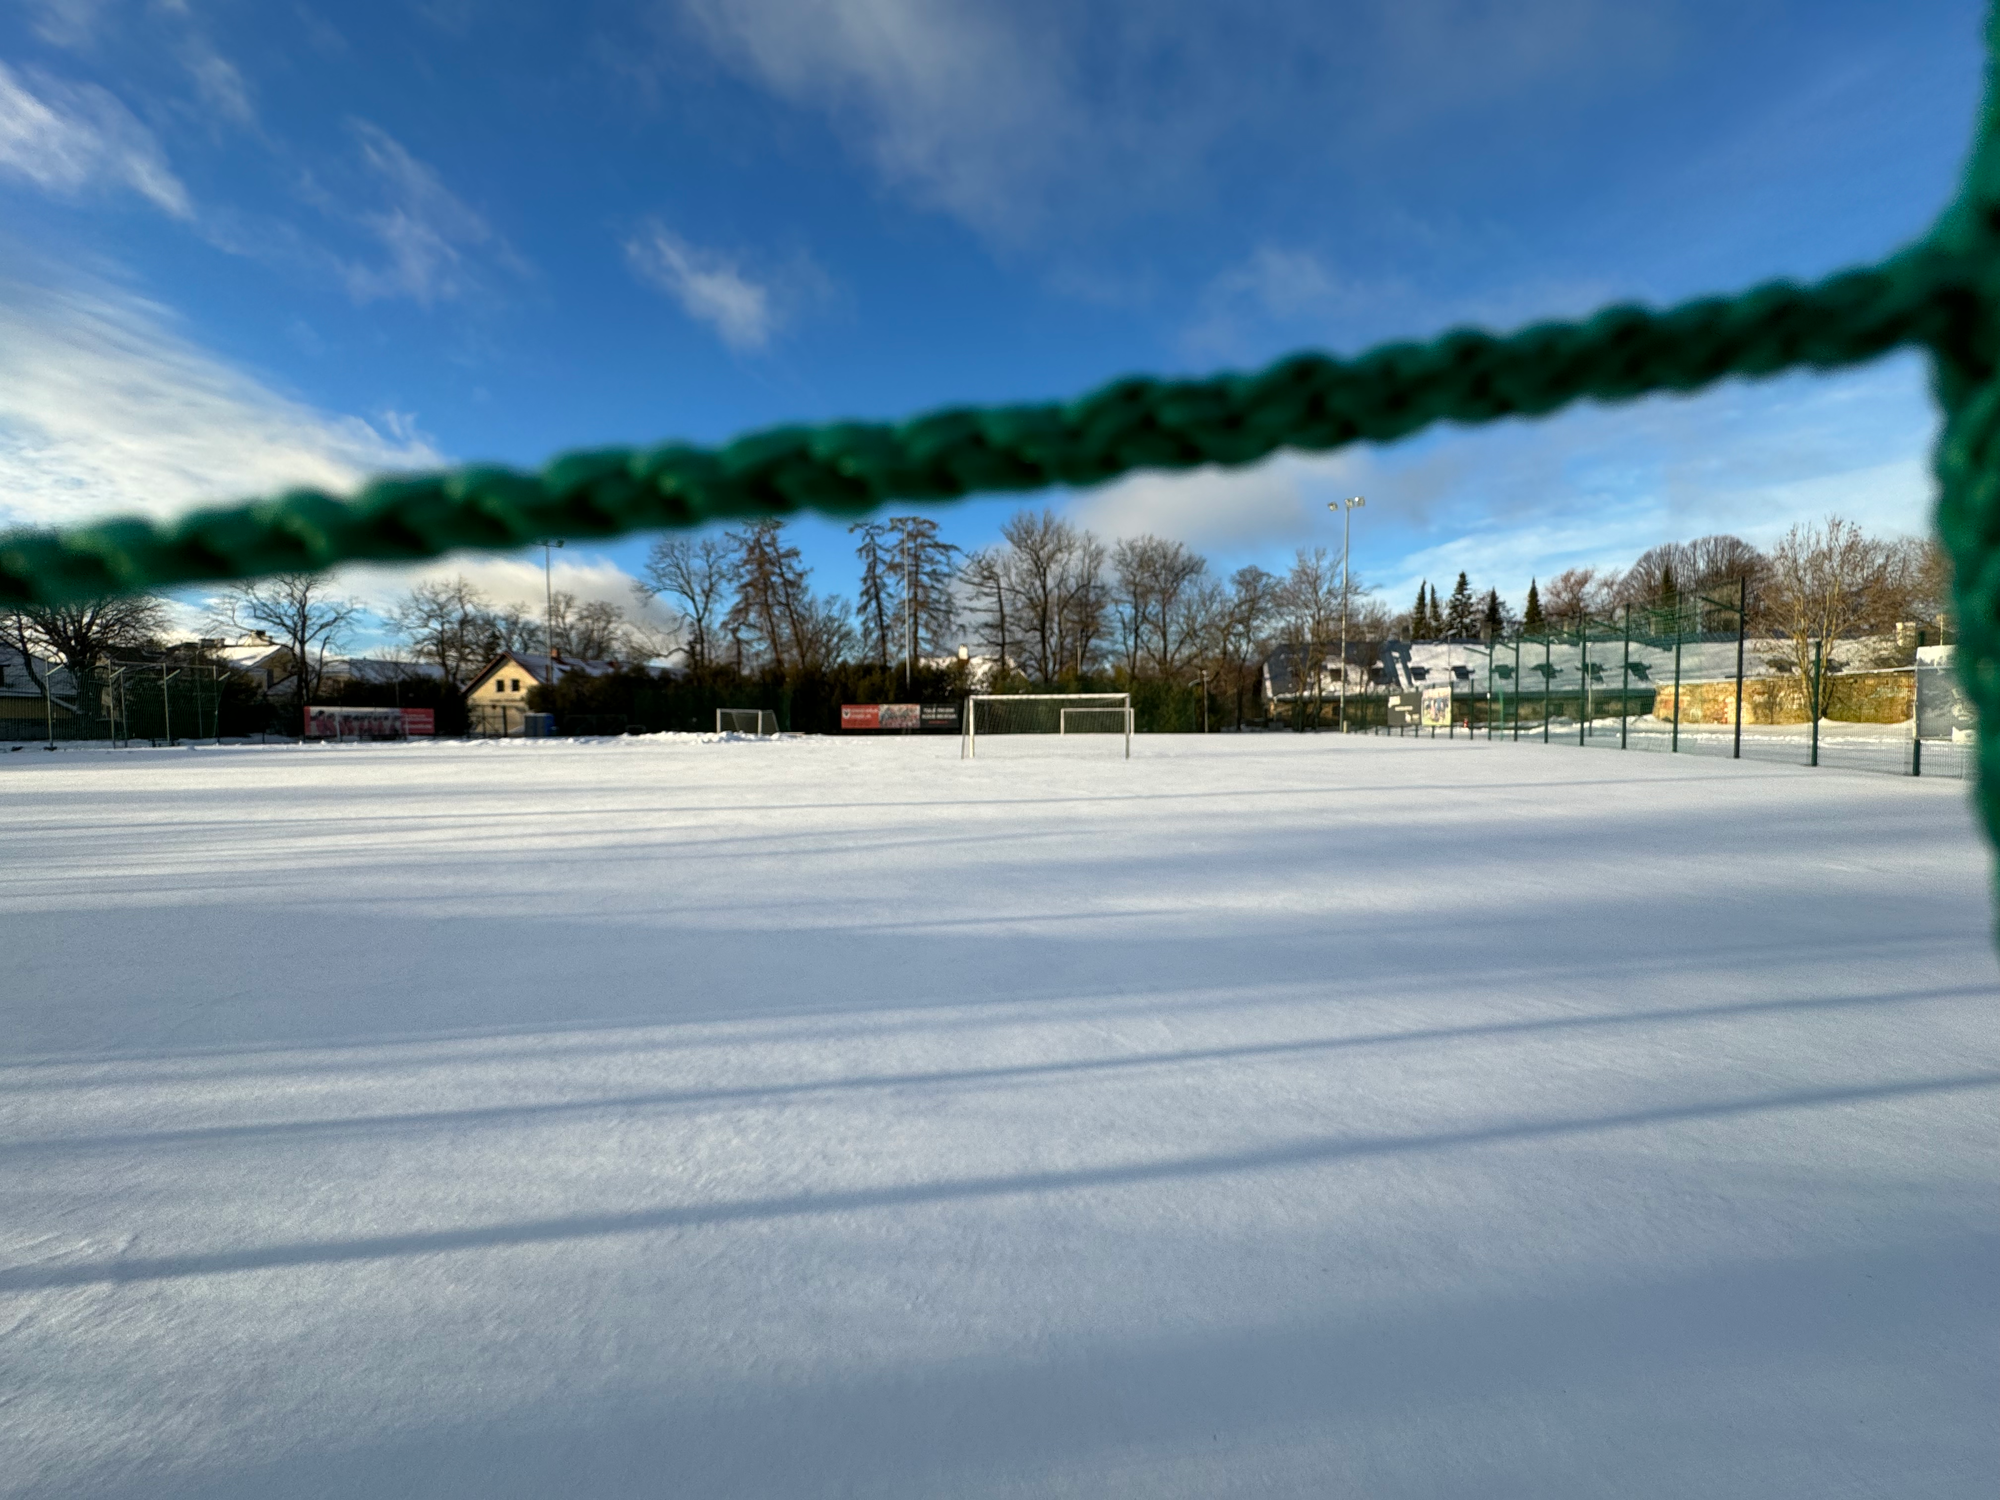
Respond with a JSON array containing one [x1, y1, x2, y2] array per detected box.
[[962, 693, 1132, 760]]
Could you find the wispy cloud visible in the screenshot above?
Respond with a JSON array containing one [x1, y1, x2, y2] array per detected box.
[[338, 121, 518, 305], [625, 220, 824, 351], [181, 41, 256, 128], [1055, 355, 1940, 607], [0, 60, 191, 217], [663, 0, 1671, 245], [0, 268, 439, 530]]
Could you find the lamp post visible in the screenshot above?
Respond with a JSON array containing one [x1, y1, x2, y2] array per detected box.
[[540, 539, 565, 690], [1330, 496, 1365, 732]]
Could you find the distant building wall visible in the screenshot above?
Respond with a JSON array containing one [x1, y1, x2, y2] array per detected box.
[[1654, 669, 1913, 726]]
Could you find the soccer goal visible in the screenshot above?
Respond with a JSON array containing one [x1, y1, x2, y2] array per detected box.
[[715, 708, 779, 737], [962, 693, 1133, 759]]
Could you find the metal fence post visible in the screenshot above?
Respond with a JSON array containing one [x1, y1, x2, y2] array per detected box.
[[1732, 576, 1747, 761], [1810, 637, 1822, 768], [1912, 628, 1924, 776], [1578, 622, 1589, 747], [1620, 605, 1631, 749], [1670, 610, 1682, 754], [1542, 635, 1552, 743]]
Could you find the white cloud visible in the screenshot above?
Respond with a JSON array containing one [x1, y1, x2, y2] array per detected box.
[[673, 0, 1071, 239], [339, 553, 657, 625], [1066, 453, 1349, 552], [1049, 355, 1941, 610], [625, 220, 825, 351], [24, 0, 112, 49], [183, 42, 255, 128], [0, 269, 439, 530], [664, 0, 1670, 244], [340, 121, 513, 305], [0, 60, 191, 217]]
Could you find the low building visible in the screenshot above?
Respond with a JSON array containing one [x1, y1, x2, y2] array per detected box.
[[0, 643, 73, 733], [465, 651, 617, 735]]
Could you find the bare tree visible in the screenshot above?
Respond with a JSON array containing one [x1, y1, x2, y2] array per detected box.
[[1277, 547, 1344, 723], [791, 593, 857, 673], [1617, 535, 1767, 621], [960, 546, 1013, 686], [485, 603, 544, 655], [996, 509, 1109, 686], [1112, 534, 1209, 680], [888, 515, 959, 677], [724, 521, 814, 674], [1210, 564, 1280, 726], [546, 592, 637, 662], [9, 593, 172, 726], [1879, 535, 1953, 640], [635, 536, 731, 671], [1765, 516, 1892, 713], [212, 574, 359, 723], [1541, 566, 1616, 626], [392, 576, 495, 689]]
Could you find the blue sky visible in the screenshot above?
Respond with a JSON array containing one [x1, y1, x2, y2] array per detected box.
[[0, 0, 1985, 641]]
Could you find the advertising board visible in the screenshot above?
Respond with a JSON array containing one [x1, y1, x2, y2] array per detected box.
[[1419, 682, 1454, 729], [842, 704, 923, 730]]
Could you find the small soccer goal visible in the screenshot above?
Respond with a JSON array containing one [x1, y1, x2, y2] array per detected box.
[[715, 708, 779, 737], [962, 693, 1133, 759]]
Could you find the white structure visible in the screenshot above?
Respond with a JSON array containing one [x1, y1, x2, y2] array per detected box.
[[962, 693, 1132, 760], [716, 708, 778, 737]]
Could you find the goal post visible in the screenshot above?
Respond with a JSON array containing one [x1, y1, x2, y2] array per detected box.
[[963, 693, 1133, 759], [715, 708, 778, 737]]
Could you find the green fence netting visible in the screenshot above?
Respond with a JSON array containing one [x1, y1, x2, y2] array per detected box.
[[6, 10, 2000, 858]]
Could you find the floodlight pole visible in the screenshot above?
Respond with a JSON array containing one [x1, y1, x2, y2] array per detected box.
[[1330, 497, 1364, 732], [541, 539, 565, 689]]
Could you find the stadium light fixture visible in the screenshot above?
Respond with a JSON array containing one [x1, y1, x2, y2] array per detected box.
[[1330, 497, 1365, 733]]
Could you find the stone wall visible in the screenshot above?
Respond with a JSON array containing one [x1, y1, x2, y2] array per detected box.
[[1654, 670, 1913, 726]]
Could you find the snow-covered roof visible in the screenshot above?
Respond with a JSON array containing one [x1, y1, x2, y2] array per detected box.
[[0, 642, 71, 701]]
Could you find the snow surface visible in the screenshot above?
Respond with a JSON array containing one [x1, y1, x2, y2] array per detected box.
[[2, 734, 1996, 1499]]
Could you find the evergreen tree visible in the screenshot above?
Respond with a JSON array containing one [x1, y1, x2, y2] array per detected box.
[[1409, 581, 1430, 640], [1523, 579, 1545, 634], [1444, 572, 1476, 639], [1657, 562, 1678, 604], [1482, 588, 1504, 639]]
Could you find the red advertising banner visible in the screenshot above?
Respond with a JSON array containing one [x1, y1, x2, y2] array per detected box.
[[304, 706, 435, 740], [843, 704, 923, 730]]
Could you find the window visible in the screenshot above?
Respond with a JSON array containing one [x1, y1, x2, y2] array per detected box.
[[510, 678, 521, 692]]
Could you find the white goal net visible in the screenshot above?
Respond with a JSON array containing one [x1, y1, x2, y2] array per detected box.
[[715, 708, 779, 737], [962, 694, 1133, 759]]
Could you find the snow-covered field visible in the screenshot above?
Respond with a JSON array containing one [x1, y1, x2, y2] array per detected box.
[[3, 734, 1996, 1499]]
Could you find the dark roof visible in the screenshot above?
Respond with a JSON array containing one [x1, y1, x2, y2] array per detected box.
[[470, 650, 620, 688], [333, 658, 450, 684]]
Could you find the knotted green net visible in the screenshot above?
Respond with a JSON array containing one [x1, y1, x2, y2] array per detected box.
[[6, 10, 2000, 861]]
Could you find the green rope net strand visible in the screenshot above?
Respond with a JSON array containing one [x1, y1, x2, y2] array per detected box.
[[1931, 9, 2000, 863], [0, 8, 1996, 858], [0, 256, 1955, 606]]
